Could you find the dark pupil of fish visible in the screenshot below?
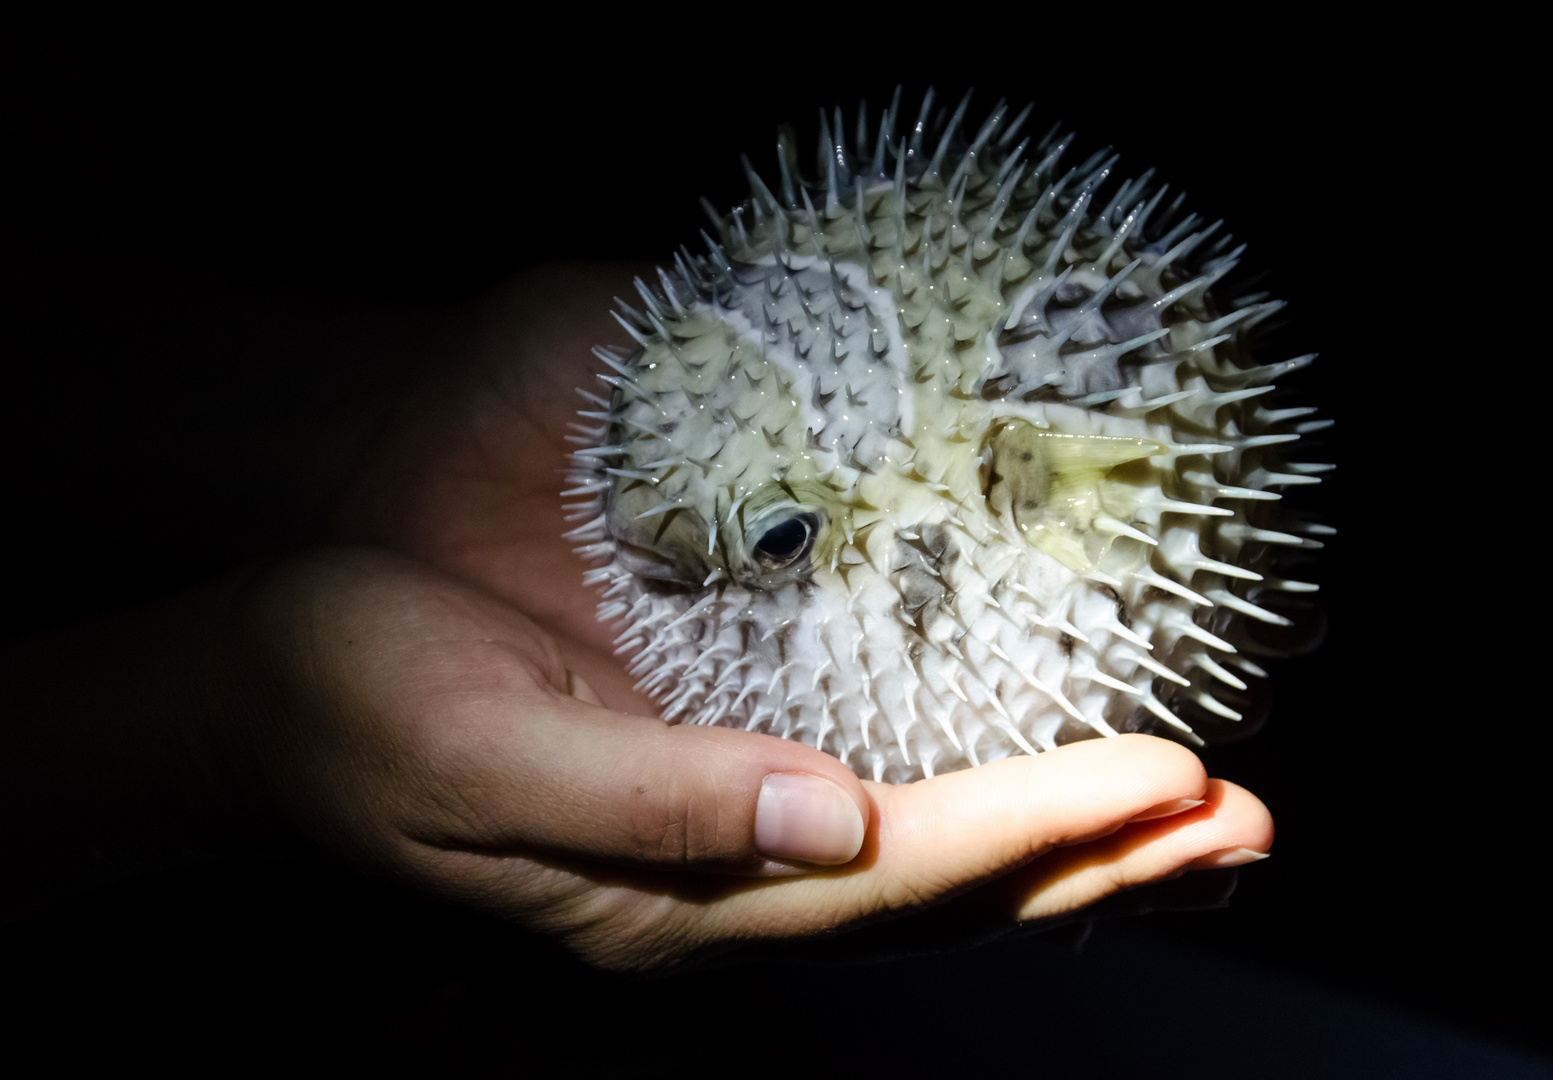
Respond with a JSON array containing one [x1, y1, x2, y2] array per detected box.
[[755, 515, 816, 568]]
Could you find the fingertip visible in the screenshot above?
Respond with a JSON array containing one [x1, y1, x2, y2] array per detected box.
[[509, 698, 872, 872], [673, 724, 871, 870], [1003, 776, 1275, 923], [1198, 777, 1275, 856], [1111, 731, 1210, 783], [1188, 846, 1270, 869], [1120, 777, 1274, 872], [1127, 797, 1206, 823], [754, 772, 866, 867], [1039, 733, 1207, 789], [1102, 734, 1211, 819], [1007, 732, 1212, 828]]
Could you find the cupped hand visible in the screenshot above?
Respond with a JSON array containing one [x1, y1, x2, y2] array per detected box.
[[288, 261, 1277, 970], [220, 546, 1269, 972]]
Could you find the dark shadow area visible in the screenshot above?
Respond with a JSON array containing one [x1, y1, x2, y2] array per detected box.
[[7, 860, 1548, 1078]]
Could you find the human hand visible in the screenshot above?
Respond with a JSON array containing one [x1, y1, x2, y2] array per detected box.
[[210, 546, 1270, 972], [304, 262, 1274, 969]]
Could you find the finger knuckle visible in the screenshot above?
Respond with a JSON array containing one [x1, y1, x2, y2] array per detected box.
[[622, 777, 745, 865]]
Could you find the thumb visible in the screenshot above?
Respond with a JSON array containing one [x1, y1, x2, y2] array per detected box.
[[436, 674, 869, 873]]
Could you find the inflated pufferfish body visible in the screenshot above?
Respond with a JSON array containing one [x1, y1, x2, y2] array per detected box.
[[567, 92, 1328, 784]]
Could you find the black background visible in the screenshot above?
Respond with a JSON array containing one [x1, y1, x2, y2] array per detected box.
[[5, 14, 1542, 1076]]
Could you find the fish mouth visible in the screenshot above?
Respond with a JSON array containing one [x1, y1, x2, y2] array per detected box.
[[610, 536, 705, 593]]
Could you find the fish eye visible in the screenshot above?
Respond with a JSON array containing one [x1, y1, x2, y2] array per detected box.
[[752, 513, 818, 571]]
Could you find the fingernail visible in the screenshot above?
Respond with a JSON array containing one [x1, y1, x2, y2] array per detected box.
[[1192, 846, 1270, 869], [755, 773, 865, 866], [567, 670, 604, 706], [1128, 797, 1206, 823]]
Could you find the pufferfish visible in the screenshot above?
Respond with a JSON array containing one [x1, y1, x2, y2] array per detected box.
[[565, 91, 1329, 784]]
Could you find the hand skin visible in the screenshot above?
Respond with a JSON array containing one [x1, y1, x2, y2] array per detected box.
[[0, 263, 1273, 972]]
